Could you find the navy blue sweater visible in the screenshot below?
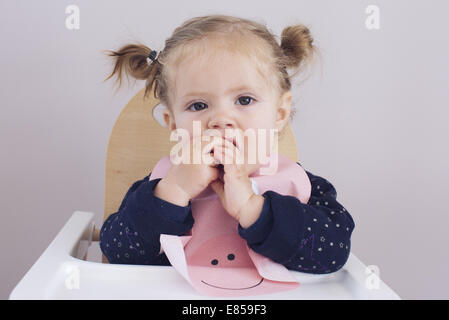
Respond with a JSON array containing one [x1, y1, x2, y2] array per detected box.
[[99, 163, 355, 274]]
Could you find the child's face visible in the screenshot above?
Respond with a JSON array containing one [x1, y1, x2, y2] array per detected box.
[[163, 48, 292, 172]]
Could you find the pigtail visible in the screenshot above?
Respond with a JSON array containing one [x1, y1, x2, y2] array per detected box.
[[280, 24, 318, 80], [102, 42, 161, 100]]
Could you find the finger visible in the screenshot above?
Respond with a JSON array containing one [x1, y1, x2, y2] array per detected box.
[[192, 135, 223, 166], [210, 179, 224, 199], [228, 130, 244, 152], [204, 129, 240, 152], [213, 145, 236, 166], [202, 135, 224, 156], [222, 145, 248, 177], [212, 145, 224, 164], [223, 159, 239, 176], [202, 151, 220, 166], [209, 165, 221, 181], [216, 140, 245, 167], [220, 137, 238, 151], [215, 146, 240, 176], [224, 137, 245, 162]]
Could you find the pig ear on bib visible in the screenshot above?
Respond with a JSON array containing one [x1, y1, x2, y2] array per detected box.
[[158, 234, 192, 255]]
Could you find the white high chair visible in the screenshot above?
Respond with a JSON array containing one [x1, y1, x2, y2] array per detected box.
[[9, 86, 400, 299]]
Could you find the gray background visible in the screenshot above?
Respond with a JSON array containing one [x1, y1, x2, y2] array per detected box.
[[1, 0, 448, 299]]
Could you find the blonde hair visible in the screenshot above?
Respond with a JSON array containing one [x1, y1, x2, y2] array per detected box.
[[103, 14, 319, 122]]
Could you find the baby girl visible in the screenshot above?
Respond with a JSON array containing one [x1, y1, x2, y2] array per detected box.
[[100, 14, 355, 275]]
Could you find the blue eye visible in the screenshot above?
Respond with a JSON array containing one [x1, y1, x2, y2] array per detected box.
[[186, 96, 255, 111], [237, 96, 255, 106], [187, 102, 208, 112]]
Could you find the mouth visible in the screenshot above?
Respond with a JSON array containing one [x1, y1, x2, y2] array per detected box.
[[201, 278, 264, 290]]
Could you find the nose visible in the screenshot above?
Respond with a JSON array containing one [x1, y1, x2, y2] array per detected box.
[[207, 111, 237, 135]]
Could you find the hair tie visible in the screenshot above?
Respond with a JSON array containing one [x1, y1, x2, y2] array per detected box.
[[148, 50, 158, 62]]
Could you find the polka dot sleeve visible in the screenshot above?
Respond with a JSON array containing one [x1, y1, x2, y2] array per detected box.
[[238, 164, 355, 274], [99, 173, 194, 265]]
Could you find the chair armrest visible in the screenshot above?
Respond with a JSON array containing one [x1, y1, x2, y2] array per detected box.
[[343, 253, 401, 299], [9, 211, 97, 299]]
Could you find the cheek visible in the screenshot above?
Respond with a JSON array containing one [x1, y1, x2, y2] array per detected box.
[[240, 114, 268, 132], [236, 108, 276, 159], [239, 129, 276, 167], [185, 114, 209, 137], [172, 114, 196, 135], [247, 104, 277, 125]]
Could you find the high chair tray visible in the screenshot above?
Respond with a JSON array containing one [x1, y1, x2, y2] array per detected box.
[[9, 211, 400, 300]]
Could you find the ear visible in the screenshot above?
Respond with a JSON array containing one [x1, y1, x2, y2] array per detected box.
[[274, 90, 292, 131], [163, 108, 177, 132]]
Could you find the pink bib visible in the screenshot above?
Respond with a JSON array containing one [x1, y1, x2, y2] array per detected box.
[[149, 152, 311, 297]]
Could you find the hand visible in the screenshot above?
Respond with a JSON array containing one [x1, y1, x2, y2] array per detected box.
[[209, 137, 262, 225], [154, 133, 223, 205]]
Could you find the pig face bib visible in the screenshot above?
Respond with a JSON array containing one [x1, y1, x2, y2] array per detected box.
[[149, 152, 311, 297]]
